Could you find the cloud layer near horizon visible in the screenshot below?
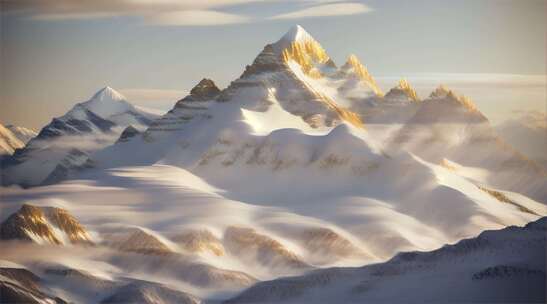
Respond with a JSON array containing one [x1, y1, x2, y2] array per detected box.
[[3, 0, 374, 26]]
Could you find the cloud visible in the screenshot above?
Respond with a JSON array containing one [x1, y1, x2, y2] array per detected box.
[[146, 10, 251, 26], [270, 2, 373, 20], [4, 0, 374, 25], [3, 0, 258, 25]]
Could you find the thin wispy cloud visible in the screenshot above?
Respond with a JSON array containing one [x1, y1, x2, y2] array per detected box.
[[3, 0, 375, 26], [270, 2, 373, 20], [147, 10, 251, 26], [3, 0, 259, 25]]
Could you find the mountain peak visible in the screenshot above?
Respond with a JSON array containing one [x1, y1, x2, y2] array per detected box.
[[341, 54, 383, 96], [91, 86, 126, 102], [429, 84, 451, 99], [272, 24, 321, 56], [176, 78, 221, 105], [429, 85, 480, 112], [385, 79, 420, 102], [280, 24, 313, 43]]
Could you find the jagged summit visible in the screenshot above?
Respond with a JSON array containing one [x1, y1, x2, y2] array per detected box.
[[272, 25, 320, 55], [429, 84, 451, 99], [341, 54, 383, 96], [277, 24, 314, 44], [177, 78, 221, 104], [429, 85, 479, 112], [73, 86, 137, 120], [385, 79, 420, 102]]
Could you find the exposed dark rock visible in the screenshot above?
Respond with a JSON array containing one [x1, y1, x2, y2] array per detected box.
[[116, 125, 140, 143], [175, 78, 221, 107]]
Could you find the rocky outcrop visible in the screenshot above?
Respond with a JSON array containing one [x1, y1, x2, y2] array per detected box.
[[340, 54, 383, 96], [0, 204, 93, 245], [116, 125, 140, 143], [384, 79, 420, 103], [176, 78, 221, 105]]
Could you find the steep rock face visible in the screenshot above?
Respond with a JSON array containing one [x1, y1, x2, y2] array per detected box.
[[226, 218, 547, 304], [0, 204, 92, 245]]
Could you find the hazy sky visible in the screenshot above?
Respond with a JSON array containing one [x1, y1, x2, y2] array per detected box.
[[1, 0, 545, 129]]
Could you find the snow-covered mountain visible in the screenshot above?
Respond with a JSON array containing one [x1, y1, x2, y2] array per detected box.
[[388, 85, 547, 202], [0, 87, 161, 187], [227, 217, 546, 303], [1, 25, 545, 303]]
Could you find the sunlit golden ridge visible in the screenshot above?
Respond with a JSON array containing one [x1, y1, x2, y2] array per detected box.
[[281, 40, 331, 78], [396, 79, 420, 102], [345, 54, 383, 96]]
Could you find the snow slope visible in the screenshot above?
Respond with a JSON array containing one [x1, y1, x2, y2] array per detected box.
[[0, 163, 545, 302], [228, 217, 546, 303]]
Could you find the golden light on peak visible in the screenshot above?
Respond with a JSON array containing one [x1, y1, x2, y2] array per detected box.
[[397, 78, 420, 102], [281, 40, 331, 79], [345, 54, 383, 96]]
